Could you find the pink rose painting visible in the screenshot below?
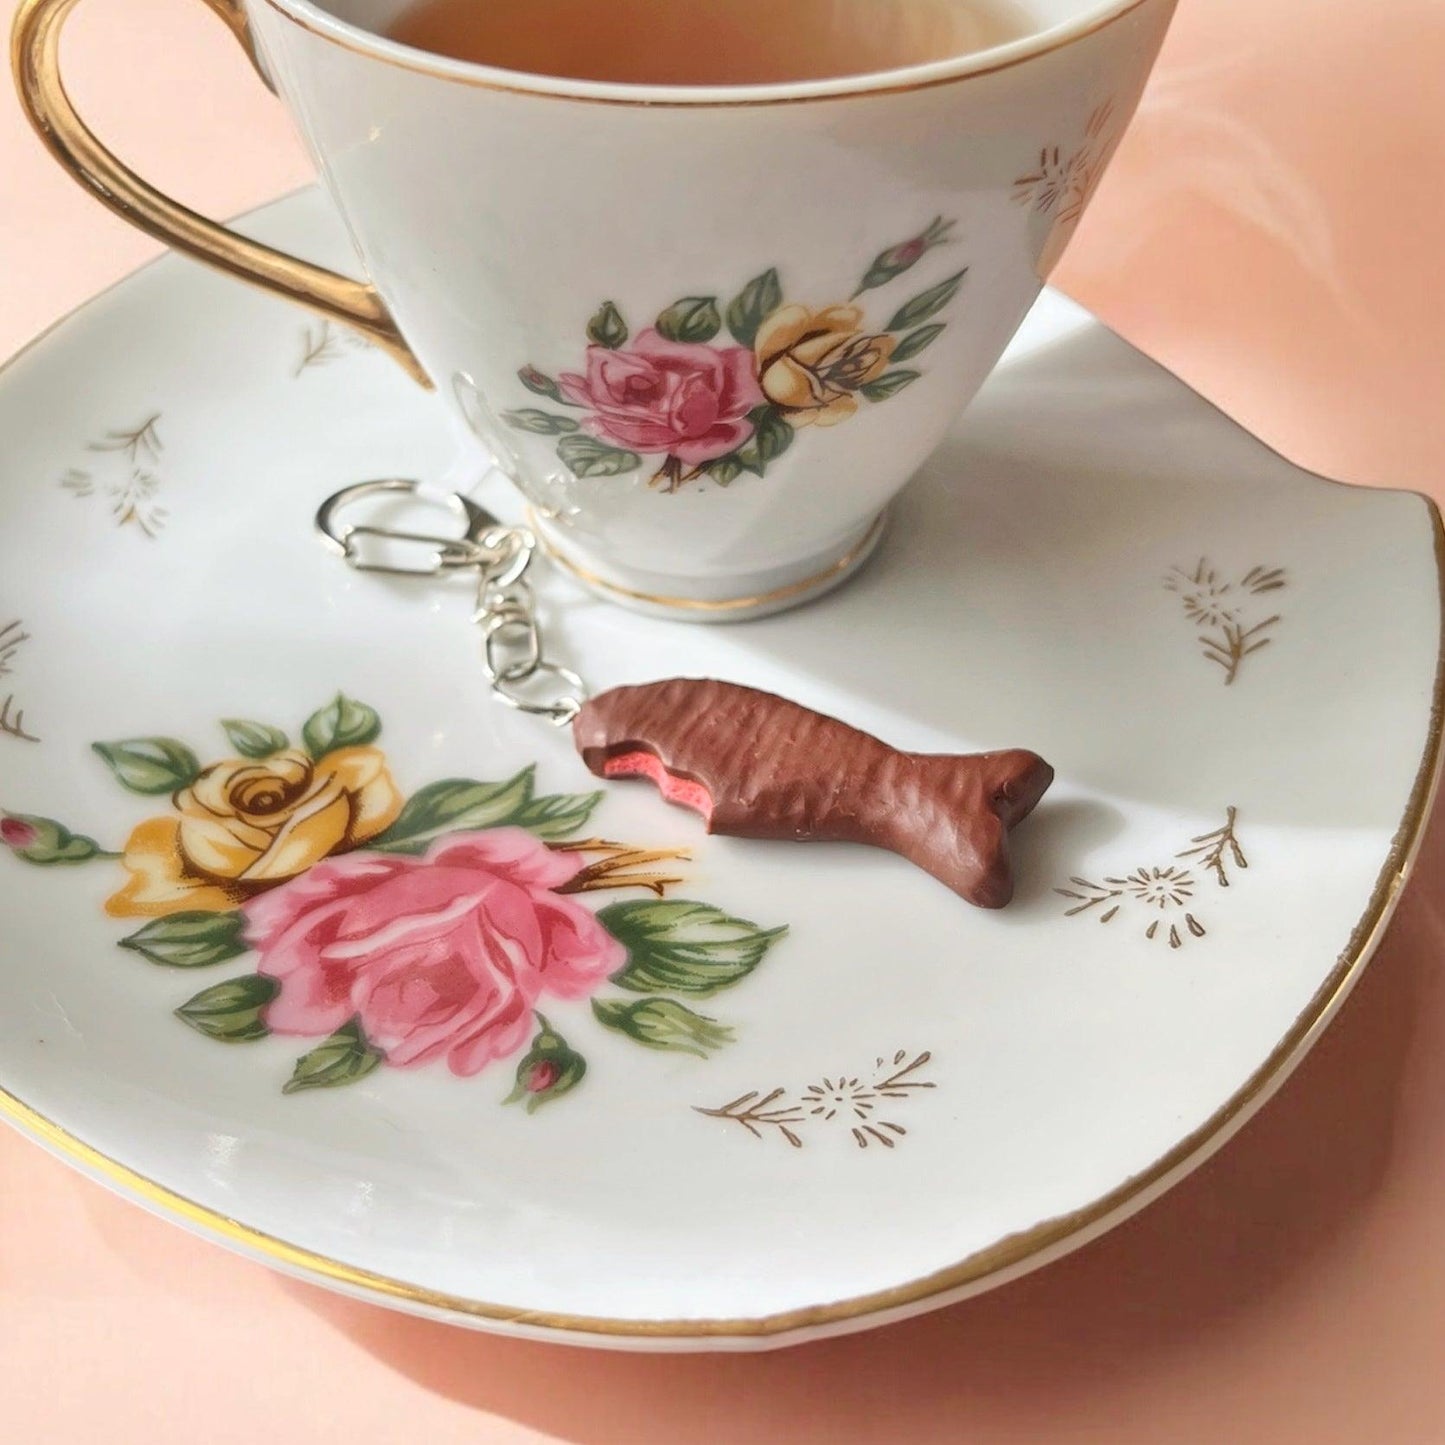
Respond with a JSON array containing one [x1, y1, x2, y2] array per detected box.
[[4, 695, 788, 1107], [559, 329, 763, 490], [245, 830, 625, 1077], [505, 219, 964, 492]]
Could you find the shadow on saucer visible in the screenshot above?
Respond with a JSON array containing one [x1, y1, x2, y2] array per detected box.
[[1000, 795, 1125, 917], [721, 322, 1437, 838], [287, 802, 1442, 1441]]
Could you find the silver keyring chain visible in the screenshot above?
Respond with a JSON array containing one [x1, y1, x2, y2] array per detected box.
[[315, 479, 588, 725]]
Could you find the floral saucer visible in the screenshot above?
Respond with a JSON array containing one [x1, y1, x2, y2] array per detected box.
[[0, 189, 1439, 1351]]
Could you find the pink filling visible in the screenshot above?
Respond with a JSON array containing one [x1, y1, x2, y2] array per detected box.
[[602, 750, 714, 822]]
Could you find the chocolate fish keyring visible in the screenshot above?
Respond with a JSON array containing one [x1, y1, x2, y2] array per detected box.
[[316, 480, 1054, 908]]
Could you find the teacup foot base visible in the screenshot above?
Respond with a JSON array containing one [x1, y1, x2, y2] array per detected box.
[[530, 510, 889, 623]]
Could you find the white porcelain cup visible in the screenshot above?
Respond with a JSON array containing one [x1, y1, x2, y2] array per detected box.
[[14, 0, 1175, 617]]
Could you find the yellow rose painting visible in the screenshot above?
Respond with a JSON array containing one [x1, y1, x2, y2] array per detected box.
[[505, 217, 963, 491], [106, 745, 403, 917], [755, 305, 897, 427]]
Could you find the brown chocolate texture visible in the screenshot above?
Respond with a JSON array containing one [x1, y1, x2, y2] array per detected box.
[[572, 678, 1054, 908]]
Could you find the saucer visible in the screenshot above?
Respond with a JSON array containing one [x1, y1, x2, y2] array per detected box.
[[0, 188, 1439, 1351]]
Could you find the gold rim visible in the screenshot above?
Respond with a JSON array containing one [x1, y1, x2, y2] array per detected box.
[[531, 510, 887, 614], [0, 218, 1440, 1341], [257, 0, 1162, 107]]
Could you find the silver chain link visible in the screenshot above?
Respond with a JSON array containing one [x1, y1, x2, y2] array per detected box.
[[315, 479, 589, 726]]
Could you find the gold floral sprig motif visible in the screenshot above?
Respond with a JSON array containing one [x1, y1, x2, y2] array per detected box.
[[1177, 807, 1249, 888], [695, 1049, 935, 1150], [1012, 99, 1119, 271], [294, 319, 374, 376], [0, 696, 37, 744], [0, 620, 37, 744], [1056, 808, 1248, 949], [1166, 560, 1287, 685], [58, 413, 170, 538], [1013, 99, 1117, 222], [0, 618, 26, 677]]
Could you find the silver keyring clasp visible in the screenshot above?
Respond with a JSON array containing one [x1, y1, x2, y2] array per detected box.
[[315, 477, 585, 726], [315, 478, 504, 577]]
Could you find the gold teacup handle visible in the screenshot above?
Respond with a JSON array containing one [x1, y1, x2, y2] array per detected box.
[[10, 0, 430, 386]]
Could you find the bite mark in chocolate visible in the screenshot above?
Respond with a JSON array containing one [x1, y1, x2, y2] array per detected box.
[[601, 750, 715, 820], [573, 678, 1054, 908]]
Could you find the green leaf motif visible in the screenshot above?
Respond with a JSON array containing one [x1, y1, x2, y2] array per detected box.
[[283, 1018, 384, 1094], [504, 1013, 586, 1112], [518, 365, 568, 404], [735, 405, 794, 477], [373, 770, 533, 851], [655, 296, 721, 345], [175, 974, 279, 1042], [301, 694, 381, 759], [220, 719, 289, 759], [724, 269, 783, 347], [587, 300, 628, 349], [599, 899, 788, 999], [557, 434, 642, 479], [860, 369, 922, 402], [92, 737, 200, 795], [591, 996, 734, 1058], [889, 323, 945, 363], [502, 408, 579, 436], [857, 256, 902, 297], [1, 812, 106, 865], [372, 767, 601, 851], [705, 454, 746, 487], [508, 789, 605, 842], [885, 269, 966, 332], [120, 910, 248, 968]]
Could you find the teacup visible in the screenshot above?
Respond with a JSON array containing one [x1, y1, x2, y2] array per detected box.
[[13, 0, 1176, 617]]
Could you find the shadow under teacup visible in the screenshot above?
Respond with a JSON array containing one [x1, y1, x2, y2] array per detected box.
[[12, 0, 1176, 617]]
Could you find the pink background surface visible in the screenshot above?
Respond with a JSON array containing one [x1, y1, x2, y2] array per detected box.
[[4, 0, 1445, 1438]]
